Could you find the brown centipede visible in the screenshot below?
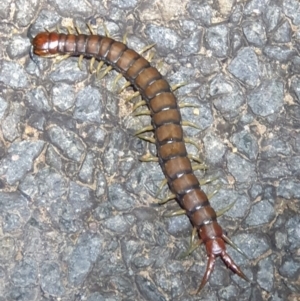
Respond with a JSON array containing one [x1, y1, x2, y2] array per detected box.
[[30, 28, 250, 294]]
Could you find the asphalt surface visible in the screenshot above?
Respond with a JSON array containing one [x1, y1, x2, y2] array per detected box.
[[0, 0, 299, 300]]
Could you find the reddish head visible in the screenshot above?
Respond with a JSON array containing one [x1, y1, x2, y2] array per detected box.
[[31, 32, 60, 56]]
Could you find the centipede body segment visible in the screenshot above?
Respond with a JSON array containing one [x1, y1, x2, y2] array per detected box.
[[31, 30, 249, 293]]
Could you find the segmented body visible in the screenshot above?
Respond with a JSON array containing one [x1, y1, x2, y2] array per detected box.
[[31, 31, 248, 292]]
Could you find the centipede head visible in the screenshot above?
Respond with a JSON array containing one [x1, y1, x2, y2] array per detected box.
[[31, 32, 60, 57]]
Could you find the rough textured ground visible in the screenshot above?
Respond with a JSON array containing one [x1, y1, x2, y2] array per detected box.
[[0, 0, 299, 300]]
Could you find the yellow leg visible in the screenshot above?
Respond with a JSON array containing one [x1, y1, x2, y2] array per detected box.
[[98, 65, 113, 79], [134, 125, 154, 136], [184, 137, 199, 149], [139, 153, 158, 162], [132, 100, 147, 111], [182, 121, 201, 130], [119, 81, 132, 94], [179, 102, 199, 109], [156, 194, 176, 205], [112, 73, 124, 89], [89, 57, 96, 73], [171, 82, 186, 91], [78, 55, 84, 70], [155, 178, 168, 197], [96, 61, 105, 76], [163, 208, 186, 217], [138, 43, 156, 55], [125, 91, 141, 102], [179, 227, 203, 259], [136, 135, 156, 144]]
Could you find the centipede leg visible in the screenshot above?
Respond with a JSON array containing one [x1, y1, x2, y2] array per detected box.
[[216, 201, 236, 217], [126, 91, 142, 102], [191, 163, 207, 171], [138, 43, 156, 55], [154, 178, 168, 197], [163, 208, 186, 217], [222, 234, 248, 258], [184, 137, 200, 149], [98, 65, 113, 79], [182, 120, 201, 130], [89, 57, 96, 73], [187, 154, 203, 164], [86, 23, 96, 35], [78, 55, 84, 70], [135, 135, 155, 143], [134, 125, 154, 135], [179, 227, 203, 259], [96, 61, 105, 77], [156, 193, 176, 205], [139, 153, 158, 162], [171, 82, 187, 91], [112, 73, 124, 89], [179, 102, 199, 109], [119, 81, 132, 94]]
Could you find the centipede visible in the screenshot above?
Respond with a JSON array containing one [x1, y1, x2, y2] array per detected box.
[[30, 26, 250, 294]]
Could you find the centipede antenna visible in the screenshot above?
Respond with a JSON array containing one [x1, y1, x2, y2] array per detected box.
[[29, 46, 39, 65], [222, 234, 248, 258]]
